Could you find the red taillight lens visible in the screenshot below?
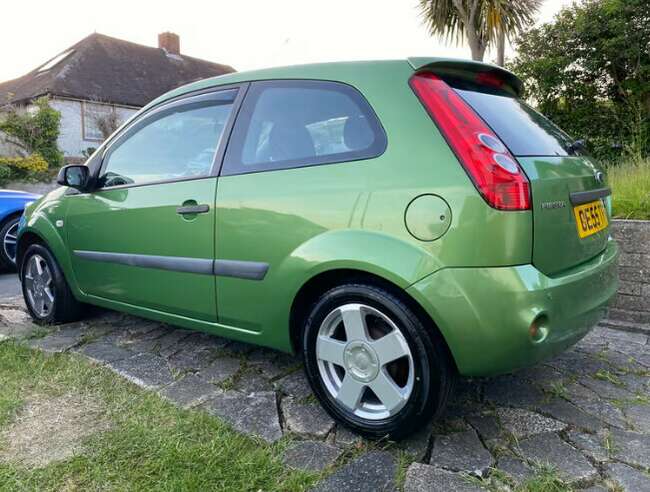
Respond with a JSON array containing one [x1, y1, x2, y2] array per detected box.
[[409, 72, 530, 211]]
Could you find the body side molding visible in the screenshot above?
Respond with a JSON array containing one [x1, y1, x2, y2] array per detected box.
[[73, 250, 268, 280]]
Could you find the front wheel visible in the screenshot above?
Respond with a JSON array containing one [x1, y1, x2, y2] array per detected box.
[[21, 243, 84, 324], [302, 283, 454, 440]]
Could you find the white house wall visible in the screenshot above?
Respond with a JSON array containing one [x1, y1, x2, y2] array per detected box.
[[49, 98, 138, 159]]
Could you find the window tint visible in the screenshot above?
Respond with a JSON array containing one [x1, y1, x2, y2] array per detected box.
[[100, 90, 236, 187], [222, 81, 385, 175], [446, 78, 575, 157]]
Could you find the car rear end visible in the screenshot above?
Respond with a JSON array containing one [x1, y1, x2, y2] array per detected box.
[[405, 59, 619, 376]]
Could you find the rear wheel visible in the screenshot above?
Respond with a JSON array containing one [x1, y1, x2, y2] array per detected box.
[[21, 243, 84, 324], [302, 283, 454, 440], [0, 215, 20, 270]]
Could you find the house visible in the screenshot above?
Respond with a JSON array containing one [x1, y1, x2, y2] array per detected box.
[[0, 32, 234, 161]]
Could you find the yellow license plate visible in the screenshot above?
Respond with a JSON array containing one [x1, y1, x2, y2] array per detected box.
[[573, 199, 608, 238]]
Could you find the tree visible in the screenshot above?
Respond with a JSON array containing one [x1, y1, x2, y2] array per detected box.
[[418, 0, 541, 63], [509, 0, 650, 160]]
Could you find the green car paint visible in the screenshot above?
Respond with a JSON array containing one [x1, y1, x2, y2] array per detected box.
[[18, 58, 618, 376]]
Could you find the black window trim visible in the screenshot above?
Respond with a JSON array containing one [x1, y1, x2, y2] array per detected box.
[[84, 82, 249, 192], [219, 79, 388, 177]]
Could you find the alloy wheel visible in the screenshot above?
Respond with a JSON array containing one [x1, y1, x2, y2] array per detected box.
[[316, 303, 414, 420], [24, 254, 55, 317]]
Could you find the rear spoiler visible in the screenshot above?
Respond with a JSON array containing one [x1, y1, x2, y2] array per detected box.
[[407, 57, 524, 97]]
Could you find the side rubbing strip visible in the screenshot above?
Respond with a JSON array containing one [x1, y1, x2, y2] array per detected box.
[[73, 251, 269, 280], [74, 251, 214, 275], [213, 259, 269, 280]]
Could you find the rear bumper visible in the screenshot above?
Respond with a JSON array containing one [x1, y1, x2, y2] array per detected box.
[[407, 238, 619, 377]]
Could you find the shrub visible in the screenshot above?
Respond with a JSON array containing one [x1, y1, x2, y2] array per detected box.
[[509, 0, 650, 162], [0, 97, 64, 168], [0, 153, 50, 186]]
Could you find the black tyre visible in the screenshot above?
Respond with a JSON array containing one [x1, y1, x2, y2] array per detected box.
[[302, 283, 454, 440], [0, 215, 20, 270], [20, 243, 84, 324]]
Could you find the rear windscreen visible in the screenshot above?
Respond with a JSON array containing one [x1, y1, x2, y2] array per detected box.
[[446, 77, 575, 157]]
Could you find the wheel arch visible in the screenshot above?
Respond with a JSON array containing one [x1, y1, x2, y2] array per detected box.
[[288, 267, 458, 373]]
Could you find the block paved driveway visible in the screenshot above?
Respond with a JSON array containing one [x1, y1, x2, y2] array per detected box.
[[0, 277, 649, 491]]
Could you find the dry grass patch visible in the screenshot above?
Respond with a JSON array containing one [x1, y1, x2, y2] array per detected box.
[[0, 392, 110, 468]]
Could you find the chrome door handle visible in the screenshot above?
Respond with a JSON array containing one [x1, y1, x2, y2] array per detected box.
[[176, 204, 210, 215]]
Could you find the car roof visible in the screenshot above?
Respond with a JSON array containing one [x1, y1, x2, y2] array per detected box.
[[143, 57, 523, 112]]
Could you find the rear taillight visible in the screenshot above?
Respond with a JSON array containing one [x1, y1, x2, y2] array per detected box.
[[409, 72, 530, 211]]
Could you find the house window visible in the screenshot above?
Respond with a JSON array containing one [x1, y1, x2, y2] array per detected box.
[[82, 102, 116, 141]]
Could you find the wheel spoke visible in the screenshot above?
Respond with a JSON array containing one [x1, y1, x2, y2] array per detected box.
[[368, 371, 405, 414], [43, 287, 55, 304], [317, 336, 346, 366], [24, 274, 34, 291], [371, 330, 410, 366], [34, 257, 44, 276], [336, 375, 365, 411], [40, 267, 52, 286], [340, 304, 368, 341], [34, 294, 45, 315]]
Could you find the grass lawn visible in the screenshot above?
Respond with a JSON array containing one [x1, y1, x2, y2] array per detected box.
[[607, 158, 650, 220], [0, 341, 317, 491]]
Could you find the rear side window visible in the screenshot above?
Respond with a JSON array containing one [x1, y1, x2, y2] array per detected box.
[[446, 78, 574, 157], [222, 80, 386, 175]]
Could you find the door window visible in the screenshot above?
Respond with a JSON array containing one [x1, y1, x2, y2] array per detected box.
[[222, 80, 386, 175], [100, 89, 237, 187]]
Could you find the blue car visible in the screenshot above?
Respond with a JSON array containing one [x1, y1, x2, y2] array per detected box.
[[0, 190, 40, 270]]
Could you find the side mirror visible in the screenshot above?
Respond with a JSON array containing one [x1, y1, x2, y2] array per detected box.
[[57, 165, 89, 190]]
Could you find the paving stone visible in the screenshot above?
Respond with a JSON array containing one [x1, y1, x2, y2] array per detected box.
[[516, 432, 597, 484], [610, 428, 650, 469], [78, 341, 134, 364], [396, 420, 434, 461], [312, 450, 396, 492], [579, 376, 635, 401], [495, 407, 567, 439], [281, 398, 335, 438], [404, 463, 482, 492], [625, 404, 650, 433], [604, 349, 649, 372], [547, 351, 610, 377], [166, 345, 218, 372], [580, 399, 628, 429], [108, 352, 174, 389], [581, 486, 608, 492], [283, 440, 343, 471], [536, 399, 604, 433], [429, 429, 494, 476], [334, 425, 363, 447], [247, 349, 299, 379], [483, 376, 544, 409], [619, 373, 650, 394], [466, 413, 501, 442], [273, 370, 313, 400], [605, 462, 650, 492], [160, 374, 220, 408], [203, 391, 282, 443], [198, 356, 241, 384], [565, 430, 610, 463], [152, 328, 193, 356], [27, 329, 83, 353], [496, 456, 534, 486], [233, 370, 274, 394], [597, 327, 649, 346]]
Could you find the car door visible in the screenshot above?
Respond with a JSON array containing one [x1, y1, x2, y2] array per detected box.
[[214, 80, 387, 333], [66, 87, 242, 321]]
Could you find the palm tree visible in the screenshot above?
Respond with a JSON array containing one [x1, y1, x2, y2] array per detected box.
[[418, 0, 541, 65]]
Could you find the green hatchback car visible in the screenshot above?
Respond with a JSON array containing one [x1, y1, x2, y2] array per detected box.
[[17, 58, 618, 439]]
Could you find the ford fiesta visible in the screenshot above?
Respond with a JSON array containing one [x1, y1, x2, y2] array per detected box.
[[16, 58, 618, 439]]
